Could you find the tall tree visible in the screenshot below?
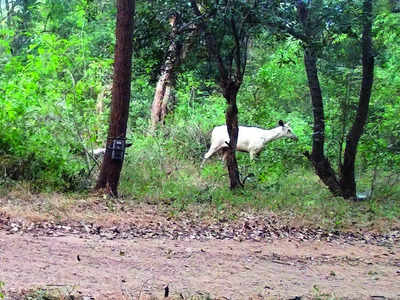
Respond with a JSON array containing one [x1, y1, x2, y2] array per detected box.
[[300, 0, 375, 199], [298, 0, 343, 197], [267, 0, 375, 199], [189, 0, 259, 189], [150, 12, 183, 129], [95, 0, 135, 196], [339, 0, 375, 198]]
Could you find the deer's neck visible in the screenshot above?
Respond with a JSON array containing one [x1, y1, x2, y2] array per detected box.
[[262, 127, 282, 143]]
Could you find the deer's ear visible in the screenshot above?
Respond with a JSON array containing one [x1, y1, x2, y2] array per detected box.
[[278, 120, 284, 127]]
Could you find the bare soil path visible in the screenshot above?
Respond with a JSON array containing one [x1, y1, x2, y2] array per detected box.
[[1, 229, 400, 299], [1, 198, 400, 300]]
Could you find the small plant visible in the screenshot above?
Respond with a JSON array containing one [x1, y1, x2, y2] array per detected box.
[[0, 281, 5, 300], [23, 286, 78, 300], [311, 284, 337, 300]]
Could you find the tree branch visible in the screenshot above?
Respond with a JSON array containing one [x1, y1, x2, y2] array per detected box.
[[189, 0, 228, 80]]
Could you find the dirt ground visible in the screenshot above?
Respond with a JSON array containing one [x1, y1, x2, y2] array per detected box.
[[1, 215, 400, 300], [0, 194, 400, 300]]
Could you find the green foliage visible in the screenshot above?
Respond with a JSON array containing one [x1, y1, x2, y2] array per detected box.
[[1, 0, 399, 228], [311, 284, 338, 300], [0, 0, 113, 190], [174, 72, 226, 128], [129, 74, 155, 130], [367, 11, 400, 170], [0, 281, 4, 300], [118, 0, 399, 225], [120, 129, 400, 227], [119, 131, 208, 208], [21, 286, 78, 300]]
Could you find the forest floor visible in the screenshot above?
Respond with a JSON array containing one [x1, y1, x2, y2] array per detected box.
[[0, 193, 400, 299]]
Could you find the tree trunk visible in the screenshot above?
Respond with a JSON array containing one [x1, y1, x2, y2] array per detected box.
[[151, 14, 181, 129], [160, 83, 173, 121], [340, 0, 374, 199], [189, 0, 246, 189], [303, 47, 342, 197], [5, 0, 11, 26], [222, 81, 243, 189], [297, 0, 374, 200], [95, 0, 135, 197]]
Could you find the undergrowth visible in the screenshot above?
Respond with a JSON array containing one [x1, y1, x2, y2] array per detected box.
[[1, 123, 399, 232], [117, 125, 400, 231]]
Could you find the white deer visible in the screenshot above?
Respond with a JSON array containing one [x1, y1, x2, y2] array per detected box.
[[202, 120, 298, 166]]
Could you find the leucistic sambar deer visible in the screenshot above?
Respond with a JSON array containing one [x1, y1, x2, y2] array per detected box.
[[202, 120, 298, 165]]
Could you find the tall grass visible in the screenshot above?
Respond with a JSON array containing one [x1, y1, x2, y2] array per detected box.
[[119, 124, 400, 230]]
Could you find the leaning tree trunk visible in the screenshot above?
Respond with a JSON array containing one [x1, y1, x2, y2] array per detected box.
[[160, 83, 173, 122], [297, 0, 341, 197], [222, 81, 243, 189], [151, 14, 182, 129], [339, 0, 374, 199], [95, 0, 135, 196], [303, 47, 342, 197]]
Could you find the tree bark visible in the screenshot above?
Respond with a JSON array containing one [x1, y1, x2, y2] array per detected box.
[[5, 0, 11, 26], [297, 0, 374, 199], [297, 0, 341, 196], [340, 0, 374, 199], [303, 47, 342, 197], [95, 0, 135, 197], [190, 0, 245, 189], [222, 81, 243, 189], [151, 14, 182, 129], [160, 83, 173, 121]]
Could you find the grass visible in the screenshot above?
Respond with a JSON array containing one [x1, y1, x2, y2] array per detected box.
[[311, 285, 339, 300], [23, 287, 76, 300], [3, 285, 344, 300], [1, 164, 399, 233], [1, 127, 399, 233], [114, 132, 400, 232]]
